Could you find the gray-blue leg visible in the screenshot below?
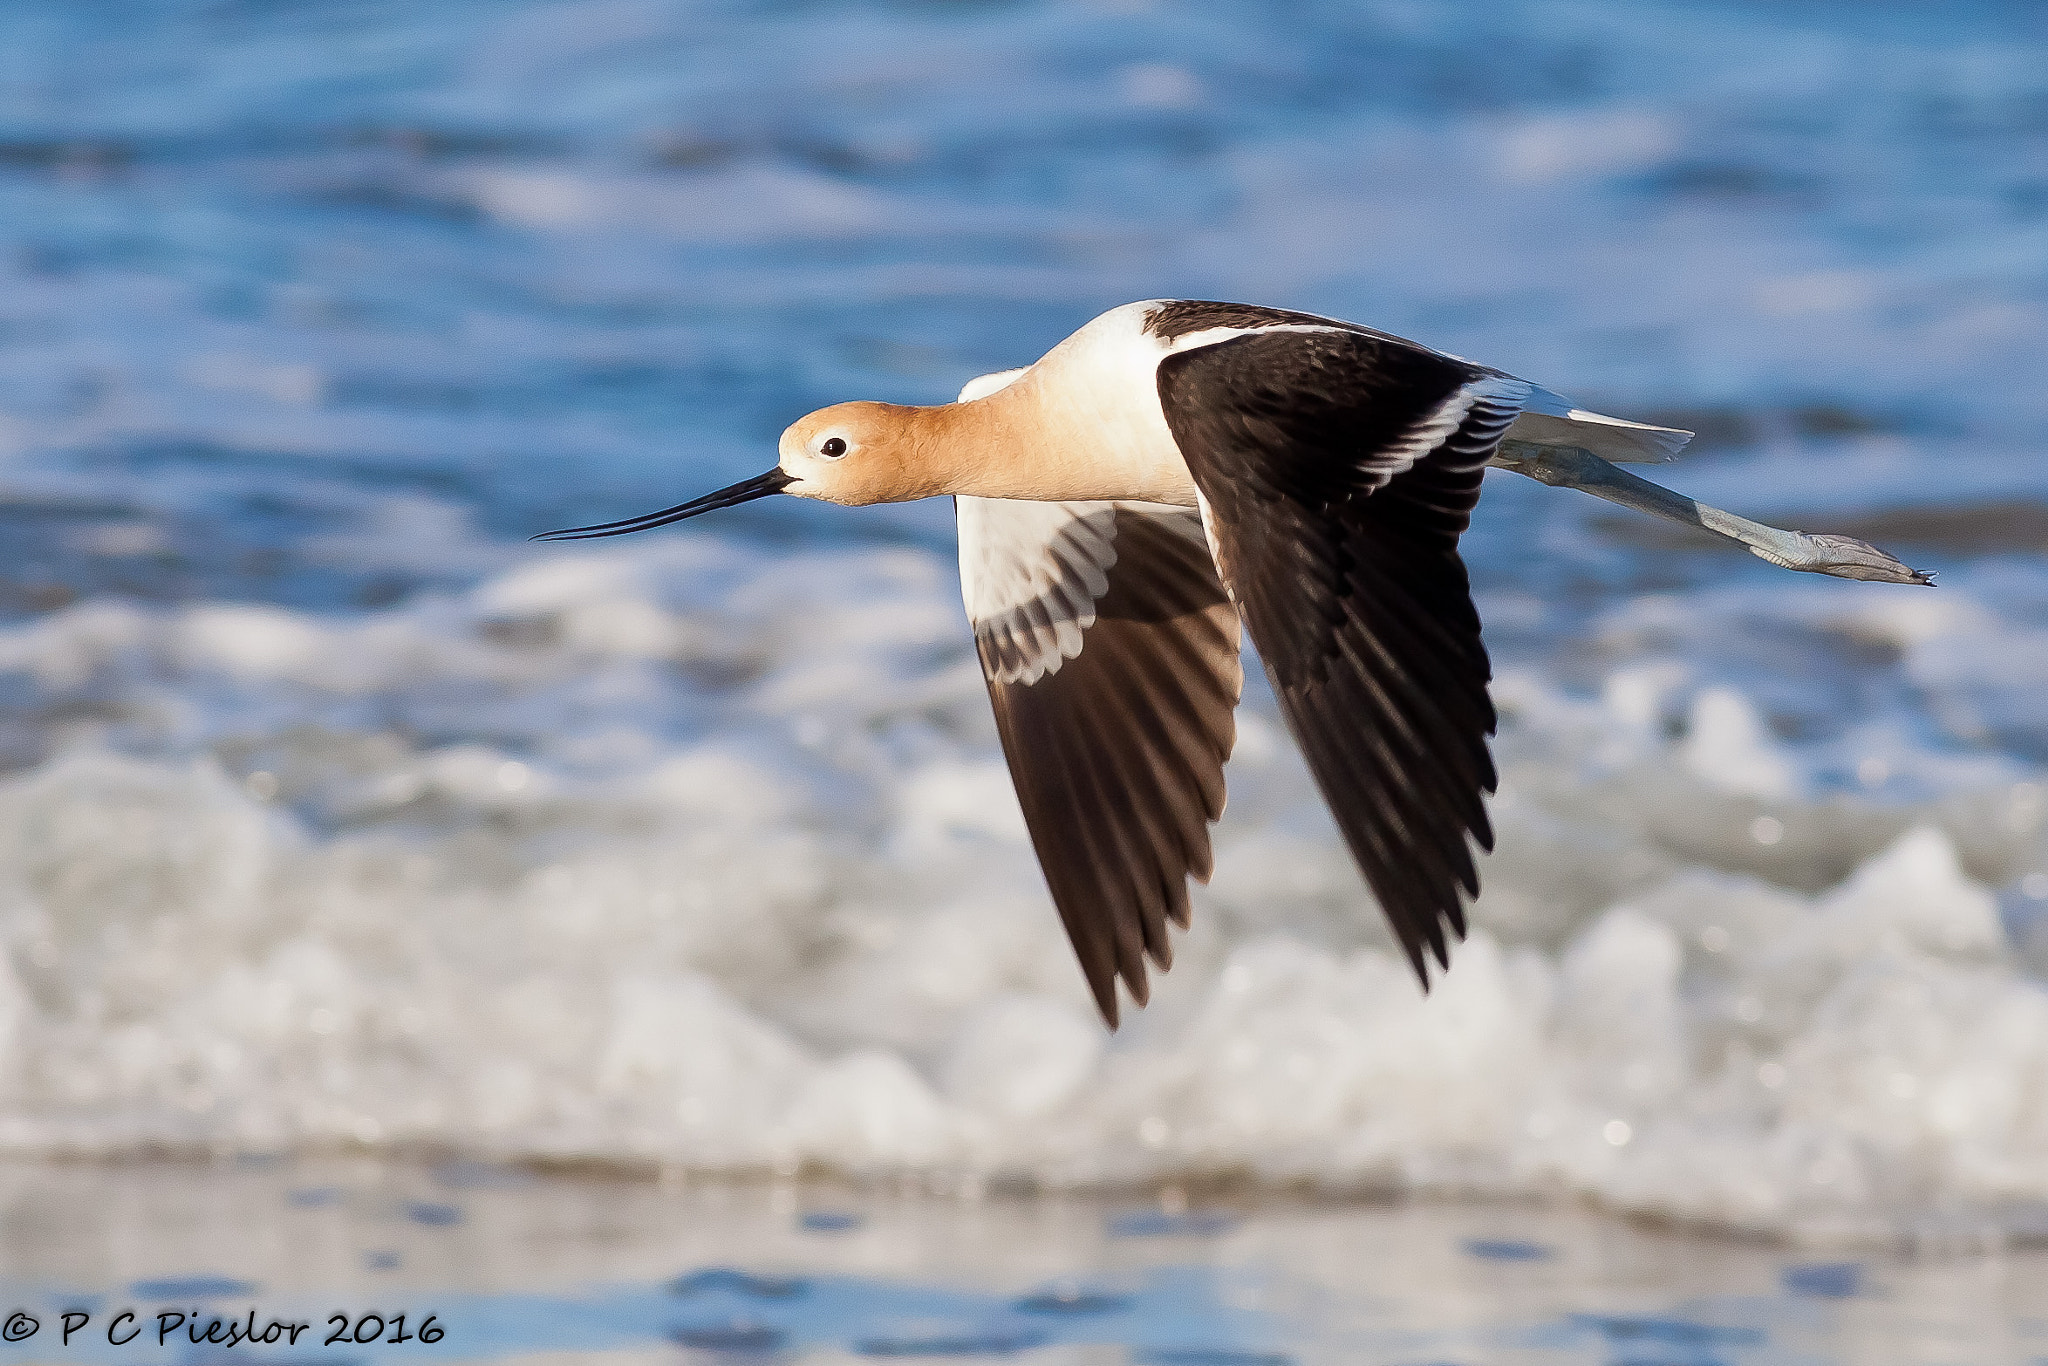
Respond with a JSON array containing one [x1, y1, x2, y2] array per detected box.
[[1490, 440, 1931, 585]]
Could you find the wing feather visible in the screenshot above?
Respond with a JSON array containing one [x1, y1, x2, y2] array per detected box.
[[1159, 326, 1517, 985], [960, 497, 1242, 1025]]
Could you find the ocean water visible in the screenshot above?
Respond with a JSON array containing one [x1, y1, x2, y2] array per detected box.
[[0, 0, 2046, 1243], [3, 1160, 2045, 1365]]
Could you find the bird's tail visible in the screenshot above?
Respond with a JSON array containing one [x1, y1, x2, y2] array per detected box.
[[1504, 386, 1693, 464]]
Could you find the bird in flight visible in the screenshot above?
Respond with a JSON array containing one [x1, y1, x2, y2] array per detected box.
[[538, 300, 1926, 1026]]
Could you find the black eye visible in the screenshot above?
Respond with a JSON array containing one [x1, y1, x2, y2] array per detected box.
[[820, 437, 847, 458]]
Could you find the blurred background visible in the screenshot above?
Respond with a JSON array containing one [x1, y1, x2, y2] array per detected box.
[[1, 0, 2047, 1254]]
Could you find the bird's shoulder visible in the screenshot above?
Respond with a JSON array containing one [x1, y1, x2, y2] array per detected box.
[[1137, 299, 1469, 366], [1143, 298, 1377, 342]]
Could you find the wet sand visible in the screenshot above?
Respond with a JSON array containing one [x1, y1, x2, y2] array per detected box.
[[2, 1161, 2044, 1365]]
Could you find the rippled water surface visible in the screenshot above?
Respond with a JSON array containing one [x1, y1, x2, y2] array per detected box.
[[4, 1162, 2047, 1366], [2, 0, 2048, 1244]]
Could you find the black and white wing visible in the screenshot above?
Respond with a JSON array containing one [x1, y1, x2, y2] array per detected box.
[[958, 496, 1243, 1026], [1155, 323, 1529, 986]]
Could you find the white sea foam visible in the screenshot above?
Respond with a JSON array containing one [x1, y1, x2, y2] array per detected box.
[[0, 536, 2043, 1243]]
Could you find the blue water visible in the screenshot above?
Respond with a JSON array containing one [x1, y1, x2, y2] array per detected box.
[[3, 0, 2043, 583], [1, 1162, 2042, 1366], [1, 0, 2046, 1237], [3, 1272, 1279, 1365]]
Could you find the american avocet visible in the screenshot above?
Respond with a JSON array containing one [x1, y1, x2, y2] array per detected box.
[[540, 300, 1926, 1025]]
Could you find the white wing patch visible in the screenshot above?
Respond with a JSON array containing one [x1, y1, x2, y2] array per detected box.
[[1164, 322, 1347, 356], [1369, 375, 1534, 483], [959, 498, 1215, 687], [959, 498, 1119, 685]]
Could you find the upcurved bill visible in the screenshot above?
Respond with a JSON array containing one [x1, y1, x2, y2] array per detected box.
[[532, 468, 795, 541]]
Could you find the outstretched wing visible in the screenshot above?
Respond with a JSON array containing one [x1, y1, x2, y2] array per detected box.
[[1156, 325, 1527, 985], [958, 496, 1242, 1026]]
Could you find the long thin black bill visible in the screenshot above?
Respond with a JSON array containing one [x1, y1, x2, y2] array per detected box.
[[532, 468, 796, 541]]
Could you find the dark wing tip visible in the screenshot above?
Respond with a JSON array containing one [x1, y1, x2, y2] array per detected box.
[[1094, 980, 1121, 1030]]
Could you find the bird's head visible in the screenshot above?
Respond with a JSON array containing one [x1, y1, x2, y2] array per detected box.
[[532, 401, 948, 542], [776, 401, 949, 507]]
